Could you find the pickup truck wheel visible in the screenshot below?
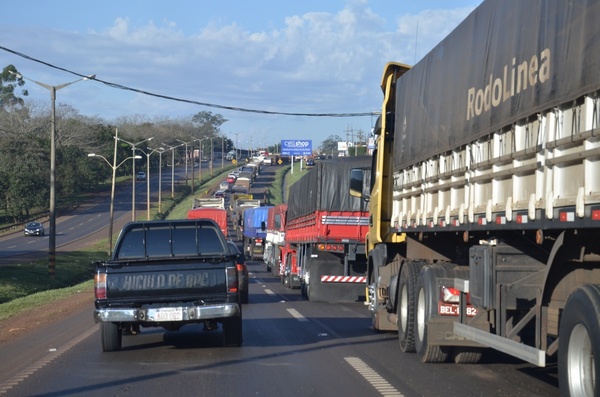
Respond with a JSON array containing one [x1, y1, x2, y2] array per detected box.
[[397, 260, 423, 353], [558, 284, 600, 397], [101, 322, 122, 352], [241, 289, 249, 304], [223, 316, 243, 347]]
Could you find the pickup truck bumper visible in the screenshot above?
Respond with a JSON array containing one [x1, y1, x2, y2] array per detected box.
[[94, 303, 240, 323]]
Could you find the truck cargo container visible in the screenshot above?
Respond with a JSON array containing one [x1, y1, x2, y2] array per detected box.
[[187, 207, 228, 237], [349, 1, 600, 394], [242, 206, 272, 261], [287, 156, 371, 302]]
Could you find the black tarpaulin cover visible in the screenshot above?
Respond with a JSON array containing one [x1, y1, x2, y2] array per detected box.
[[393, 0, 600, 171], [287, 156, 371, 221]]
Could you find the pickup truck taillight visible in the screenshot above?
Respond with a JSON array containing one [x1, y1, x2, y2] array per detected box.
[[95, 272, 107, 299], [226, 267, 238, 293]]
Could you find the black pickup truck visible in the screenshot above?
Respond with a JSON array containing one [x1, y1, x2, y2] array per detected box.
[[93, 219, 243, 351]]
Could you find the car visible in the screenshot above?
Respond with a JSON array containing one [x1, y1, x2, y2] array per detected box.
[[136, 171, 146, 181], [219, 181, 231, 192], [24, 222, 45, 236], [227, 240, 248, 304], [213, 190, 227, 199]]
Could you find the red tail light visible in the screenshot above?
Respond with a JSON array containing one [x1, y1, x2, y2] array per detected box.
[[94, 273, 107, 299], [226, 267, 238, 293]]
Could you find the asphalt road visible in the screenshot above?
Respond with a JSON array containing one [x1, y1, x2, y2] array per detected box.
[[0, 162, 560, 397]]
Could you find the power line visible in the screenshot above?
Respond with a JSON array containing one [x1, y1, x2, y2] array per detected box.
[[0, 45, 374, 118]]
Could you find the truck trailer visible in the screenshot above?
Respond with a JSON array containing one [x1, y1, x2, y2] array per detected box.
[[349, 1, 600, 395], [287, 156, 371, 302], [242, 206, 272, 261]]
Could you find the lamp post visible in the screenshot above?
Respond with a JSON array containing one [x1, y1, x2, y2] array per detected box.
[[194, 138, 209, 184], [9, 70, 95, 277], [176, 139, 194, 187], [156, 148, 167, 213], [209, 137, 214, 176], [138, 147, 162, 220], [162, 143, 184, 198], [117, 136, 154, 221], [88, 140, 141, 255]]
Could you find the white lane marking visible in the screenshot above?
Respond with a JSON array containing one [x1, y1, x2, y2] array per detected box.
[[0, 325, 98, 395], [286, 308, 308, 322], [345, 357, 404, 397], [264, 289, 275, 295]]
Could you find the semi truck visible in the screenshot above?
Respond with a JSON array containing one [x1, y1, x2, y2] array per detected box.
[[349, 1, 600, 395], [287, 156, 371, 302], [264, 204, 287, 275], [242, 206, 272, 261]]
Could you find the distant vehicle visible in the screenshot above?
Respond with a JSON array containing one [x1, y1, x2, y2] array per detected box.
[[306, 158, 315, 168], [136, 171, 146, 181], [226, 175, 236, 184], [214, 190, 227, 199], [219, 181, 231, 192], [227, 240, 249, 304], [24, 222, 45, 236]]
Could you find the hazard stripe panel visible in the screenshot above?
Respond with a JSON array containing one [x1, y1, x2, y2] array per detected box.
[[320, 275, 367, 283]]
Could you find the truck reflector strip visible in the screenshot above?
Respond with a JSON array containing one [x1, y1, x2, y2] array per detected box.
[[516, 214, 528, 224], [321, 275, 366, 283], [559, 211, 575, 222]]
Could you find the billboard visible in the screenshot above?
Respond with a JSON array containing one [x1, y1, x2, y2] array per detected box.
[[281, 139, 312, 156]]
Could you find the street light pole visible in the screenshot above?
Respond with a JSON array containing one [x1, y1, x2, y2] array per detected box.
[[9, 70, 95, 277], [138, 147, 161, 220], [88, 130, 141, 255], [162, 143, 184, 199], [117, 136, 154, 221]]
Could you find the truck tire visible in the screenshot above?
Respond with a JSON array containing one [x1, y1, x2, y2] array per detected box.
[[414, 264, 450, 363], [451, 347, 483, 364], [223, 315, 243, 347], [397, 260, 424, 353], [558, 284, 600, 397], [101, 322, 122, 352]]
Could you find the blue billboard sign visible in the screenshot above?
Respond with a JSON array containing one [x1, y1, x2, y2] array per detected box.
[[281, 139, 312, 156]]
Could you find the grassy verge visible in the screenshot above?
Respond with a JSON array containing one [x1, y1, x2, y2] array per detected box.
[[0, 162, 294, 320]]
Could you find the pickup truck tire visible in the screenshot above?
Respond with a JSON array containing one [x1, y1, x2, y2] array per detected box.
[[101, 322, 122, 352], [558, 284, 600, 397], [223, 315, 243, 347]]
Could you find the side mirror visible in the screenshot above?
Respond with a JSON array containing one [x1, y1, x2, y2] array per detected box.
[[349, 168, 369, 201]]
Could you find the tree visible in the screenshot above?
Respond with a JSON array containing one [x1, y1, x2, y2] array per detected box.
[[0, 65, 28, 110], [191, 111, 227, 137], [319, 134, 343, 156]]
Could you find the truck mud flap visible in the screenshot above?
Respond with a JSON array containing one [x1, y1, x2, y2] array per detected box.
[[307, 260, 366, 303]]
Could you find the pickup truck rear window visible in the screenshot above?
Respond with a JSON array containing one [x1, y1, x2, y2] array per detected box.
[[115, 222, 226, 259]]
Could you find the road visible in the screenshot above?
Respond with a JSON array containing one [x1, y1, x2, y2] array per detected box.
[[0, 260, 559, 397], [0, 162, 560, 396]]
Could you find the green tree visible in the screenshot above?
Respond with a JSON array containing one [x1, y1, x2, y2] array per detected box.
[[0, 65, 28, 110], [191, 111, 227, 137], [319, 134, 343, 156]]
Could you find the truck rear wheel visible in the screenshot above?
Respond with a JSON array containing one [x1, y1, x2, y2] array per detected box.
[[415, 265, 449, 363], [397, 260, 424, 353], [558, 284, 600, 397], [223, 315, 243, 347], [101, 322, 122, 352]]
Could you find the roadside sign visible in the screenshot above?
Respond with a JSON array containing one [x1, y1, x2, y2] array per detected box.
[[232, 159, 237, 165], [281, 140, 312, 156]]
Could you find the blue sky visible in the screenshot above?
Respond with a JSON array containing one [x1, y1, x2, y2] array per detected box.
[[1, 0, 482, 149]]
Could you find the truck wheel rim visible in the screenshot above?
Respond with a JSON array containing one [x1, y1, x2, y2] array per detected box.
[[567, 323, 595, 396], [399, 285, 408, 333], [416, 288, 425, 341]]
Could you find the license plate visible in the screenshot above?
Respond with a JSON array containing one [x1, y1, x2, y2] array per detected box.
[[438, 303, 477, 317], [147, 307, 183, 322]]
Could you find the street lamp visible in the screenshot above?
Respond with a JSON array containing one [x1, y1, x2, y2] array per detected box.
[[162, 142, 184, 198], [156, 148, 167, 213], [88, 140, 141, 255], [9, 70, 95, 277], [117, 136, 154, 221], [138, 147, 162, 220], [176, 139, 194, 187], [194, 138, 209, 184]]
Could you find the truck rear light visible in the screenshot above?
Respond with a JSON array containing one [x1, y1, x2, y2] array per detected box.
[[226, 267, 238, 293], [592, 209, 600, 220], [94, 273, 107, 299], [441, 286, 460, 303]]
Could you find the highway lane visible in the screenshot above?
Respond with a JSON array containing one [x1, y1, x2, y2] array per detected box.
[[0, 261, 559, 397]]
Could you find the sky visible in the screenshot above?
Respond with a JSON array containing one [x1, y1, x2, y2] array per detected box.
[[0, 0, 482, 150]]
